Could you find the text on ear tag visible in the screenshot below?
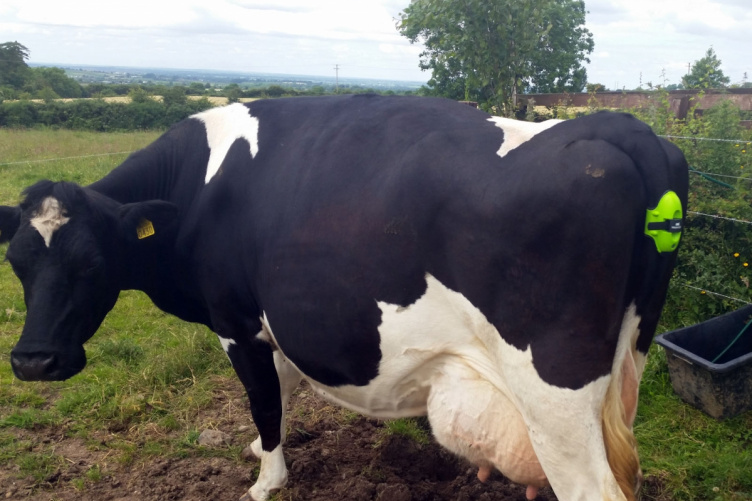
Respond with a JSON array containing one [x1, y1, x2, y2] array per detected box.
[[136, 219, 155, 239]]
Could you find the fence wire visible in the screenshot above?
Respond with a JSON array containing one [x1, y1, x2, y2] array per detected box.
[[661, 135, 751, 144], [0, 151, 133, 168], [690, 170, 751, 182], [681, 284, 752, 305]]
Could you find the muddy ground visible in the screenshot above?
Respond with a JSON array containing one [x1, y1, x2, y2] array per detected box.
[[1, 380, 667, 501]]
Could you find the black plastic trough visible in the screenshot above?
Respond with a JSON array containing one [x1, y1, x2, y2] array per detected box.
[[654, 304, 752, 420]]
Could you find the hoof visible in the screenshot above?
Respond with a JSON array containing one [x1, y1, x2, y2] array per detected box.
[[239, 487, 280, 501]]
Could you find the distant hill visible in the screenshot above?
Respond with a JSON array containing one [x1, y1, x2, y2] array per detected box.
[[28, 63, 426, 92]]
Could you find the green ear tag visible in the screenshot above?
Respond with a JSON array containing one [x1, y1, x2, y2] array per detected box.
[[136, 219, 155, 240], [645, 191, 683, 253]]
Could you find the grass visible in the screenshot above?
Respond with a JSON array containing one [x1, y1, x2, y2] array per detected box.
[[636, 342, 752, 499], [0, 128, 751, 498], [383, 418, 432, 446]]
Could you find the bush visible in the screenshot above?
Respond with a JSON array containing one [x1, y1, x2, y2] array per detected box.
[[0, 96, 213, 130]]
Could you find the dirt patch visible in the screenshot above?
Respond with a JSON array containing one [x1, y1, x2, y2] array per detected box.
[[1, 382, 564, 501]]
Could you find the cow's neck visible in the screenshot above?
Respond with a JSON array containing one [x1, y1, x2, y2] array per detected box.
[[119, 244, 213, 329], [88, 125, 205, 207], [86, 129, 213, 328]]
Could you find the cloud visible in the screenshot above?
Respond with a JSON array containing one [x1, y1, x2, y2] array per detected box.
[[226, 0, 315, 13]]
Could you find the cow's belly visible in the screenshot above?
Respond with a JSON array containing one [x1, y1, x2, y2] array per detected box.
[[273, 273, 547, 486], [292, 273, 508, 417]]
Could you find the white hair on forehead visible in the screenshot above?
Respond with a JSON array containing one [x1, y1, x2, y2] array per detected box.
[[30, 197, 70, 247]]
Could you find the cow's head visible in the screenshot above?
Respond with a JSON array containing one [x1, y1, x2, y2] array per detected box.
[[0, 180, 177, 381]]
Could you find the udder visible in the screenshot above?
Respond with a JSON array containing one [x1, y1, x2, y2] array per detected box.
[[426, 364, 548, 488]]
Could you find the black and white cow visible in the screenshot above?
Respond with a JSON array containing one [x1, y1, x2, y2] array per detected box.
[[0, 95, 688, 501]]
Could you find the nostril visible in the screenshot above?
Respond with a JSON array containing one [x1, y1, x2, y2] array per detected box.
[[39, 354, 56, 372]]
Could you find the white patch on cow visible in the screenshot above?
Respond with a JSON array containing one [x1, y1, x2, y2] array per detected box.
[[248, 444, 287, 501], [30, 197, 70, 248], [267, 274, 629, 499], [487, 117, 562, 158], [192, 103, 260, 184], [217, 335, 236, 354], [255, 328, 271, 343]]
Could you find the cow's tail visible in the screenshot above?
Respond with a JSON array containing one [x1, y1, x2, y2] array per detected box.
[[602, 372, 639, 501], [601, 308, 642, 501]]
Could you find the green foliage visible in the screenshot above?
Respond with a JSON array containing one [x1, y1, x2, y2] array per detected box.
[[682, 47, 731, 90], [128, 86, 151, 104], [161, 85, 188, 107], [224, 83, 242, 103], [0, 41, 31, 88], [398, 0, 593, 115], [26, 66, 84, 98], [0, 96, 212, 130]]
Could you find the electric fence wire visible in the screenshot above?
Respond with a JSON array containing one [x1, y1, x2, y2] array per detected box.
[[688, 211, 752, 226], [661, 135, 752, 144], [680, 284, 752, 305], [0, 151, 133, 168], [690, 170, 752, 182]]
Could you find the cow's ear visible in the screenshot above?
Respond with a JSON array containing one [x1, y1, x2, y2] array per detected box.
[[0, 206, 22, 244], [119, 201, 179, 244]]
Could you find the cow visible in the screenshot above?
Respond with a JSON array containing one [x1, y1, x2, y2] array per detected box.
[[0, 95, 688, 501]]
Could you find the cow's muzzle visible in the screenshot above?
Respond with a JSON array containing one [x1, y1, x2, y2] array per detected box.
[[11, 351, 61, 381]]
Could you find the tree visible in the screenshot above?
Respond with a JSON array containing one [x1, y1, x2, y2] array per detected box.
[[586, 83, 607, 93], [0, 41, 31, 88], [188, 82, 207, 95], [398, 0, 593, 115], [161, 86, 188, 107], [128, 86, 152, 103], [682, 47, 730, 89], [224, 83, 243, 103], [27, 67, 83, 98]]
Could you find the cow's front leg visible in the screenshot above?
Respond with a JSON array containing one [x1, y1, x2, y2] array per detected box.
[[223, 336, 289, 501], [250, 350, 302, 458]]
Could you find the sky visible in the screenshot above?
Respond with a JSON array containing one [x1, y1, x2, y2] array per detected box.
[[0, 0, 750, 89]]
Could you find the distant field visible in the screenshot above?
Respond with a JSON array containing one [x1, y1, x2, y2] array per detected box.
[[7, 96, 253, 106]]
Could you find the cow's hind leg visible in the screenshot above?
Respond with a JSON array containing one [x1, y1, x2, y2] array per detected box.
[[501, 347, 636, 501]]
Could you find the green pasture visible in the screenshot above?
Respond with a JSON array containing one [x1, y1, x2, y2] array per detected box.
[[0, 127, 750, 499]]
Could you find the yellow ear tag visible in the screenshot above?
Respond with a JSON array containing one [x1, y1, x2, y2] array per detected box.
[[136, 219, 155, 239]]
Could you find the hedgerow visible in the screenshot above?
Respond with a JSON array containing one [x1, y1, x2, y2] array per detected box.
[[0, 97, 213, 131]]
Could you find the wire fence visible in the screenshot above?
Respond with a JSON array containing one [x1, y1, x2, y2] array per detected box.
[[660, 133, 752, 306], [690, 170, 751, 182], [0, 151, 133, 168], [680, 284, 752, 305], [661, 135, 751, 144]]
